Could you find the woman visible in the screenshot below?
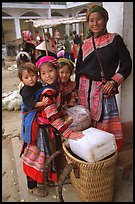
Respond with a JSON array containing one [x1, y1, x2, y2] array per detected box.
[[22, 30, 36, 64], [75, 4, 132, 151]]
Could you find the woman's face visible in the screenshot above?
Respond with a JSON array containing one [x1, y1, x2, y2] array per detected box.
[[88, 12, 107, 37], [40, 63, 58, 85], [59, 64, 71, 83]]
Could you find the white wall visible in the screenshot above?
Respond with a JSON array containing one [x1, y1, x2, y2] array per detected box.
[[121, 2, 133, 123], [103, 2, 133, 123]]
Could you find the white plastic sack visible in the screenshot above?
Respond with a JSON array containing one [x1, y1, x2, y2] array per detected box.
[[2, 90, 22, 111], [68, 127, 117, 163], [66, 105, 91, 131]]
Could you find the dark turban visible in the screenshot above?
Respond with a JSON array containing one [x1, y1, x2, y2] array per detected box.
[[86, 4, 109, 22]]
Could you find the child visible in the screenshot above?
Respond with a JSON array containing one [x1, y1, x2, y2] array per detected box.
[[18, 62, 47, 145], [57, 58, 78, 109], [18, 62, 48, 197]]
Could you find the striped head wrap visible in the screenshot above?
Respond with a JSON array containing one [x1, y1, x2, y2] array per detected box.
[[36, 56, 58, 69], [86, 4, 109, 22], [57, 58, 74, 73]]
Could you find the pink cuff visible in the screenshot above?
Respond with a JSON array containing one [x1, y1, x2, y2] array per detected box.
[[111, 73, 124, 86]]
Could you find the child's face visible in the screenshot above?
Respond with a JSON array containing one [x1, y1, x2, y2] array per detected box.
[[59, 65, 71, 83], [40, 63, 58, 85], [21, 70, 37, 86]]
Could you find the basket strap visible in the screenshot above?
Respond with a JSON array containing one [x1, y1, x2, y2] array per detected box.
[[57, 163, 79, 202]]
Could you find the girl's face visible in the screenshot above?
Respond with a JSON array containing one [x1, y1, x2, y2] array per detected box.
[[21, 70, 37, 86], [88, 12, 107, 37], [59, 65, 71, 83], [40, 63, 58, 85]]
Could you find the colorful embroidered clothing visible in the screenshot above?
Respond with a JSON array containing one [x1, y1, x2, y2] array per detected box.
[[37, 86, 72, 138], [22, 83, 72, 184], [76, 33, 132, 151], [59, 80, 78, 108], [76, 33, 132, 84]]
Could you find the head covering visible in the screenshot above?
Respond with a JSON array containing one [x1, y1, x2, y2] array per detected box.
[[36, 41, 54, 52], [36, 56, 58, 69], [57, 58, 74, 73], [57, 49, 65, 58], [86, 4, 109, 22], [16, 51, 31, 62], [22, 30, 32, 41]]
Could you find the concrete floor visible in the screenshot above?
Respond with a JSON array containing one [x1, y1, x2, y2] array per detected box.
[[7, 137, 133, 202]]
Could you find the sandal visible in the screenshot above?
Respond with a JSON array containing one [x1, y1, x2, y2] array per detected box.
[[28, 187, 48, 197]]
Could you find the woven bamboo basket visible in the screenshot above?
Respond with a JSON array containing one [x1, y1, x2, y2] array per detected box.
[[62, 142, 118, 202]]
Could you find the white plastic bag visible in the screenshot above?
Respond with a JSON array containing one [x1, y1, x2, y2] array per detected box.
[[66, 105, 91, 131]]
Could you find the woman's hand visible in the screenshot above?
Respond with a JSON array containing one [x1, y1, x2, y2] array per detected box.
[[69, 131, 84, 140], [102, 80, 116, 96]]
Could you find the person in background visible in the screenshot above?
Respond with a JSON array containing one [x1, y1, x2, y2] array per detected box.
[[63, 34, 71, 59], [54, 29, 61, 44], [35, 35, 58, 62], [70, 43, 80, 65], [35, 30, 44, 56], [45, 32, 57, 53], [35, 30, 43, 46], [22, 30, 36, 64], [72, 30, 83, 46], [75, 4, 132, 152]]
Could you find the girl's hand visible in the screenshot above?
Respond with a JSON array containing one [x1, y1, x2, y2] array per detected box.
[[42, 96, 50, 105], [69, 131, 84, 140]]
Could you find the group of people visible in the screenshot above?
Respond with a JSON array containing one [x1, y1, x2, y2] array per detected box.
[[17, 4, 132, 198], [18, 54, 80, 196]]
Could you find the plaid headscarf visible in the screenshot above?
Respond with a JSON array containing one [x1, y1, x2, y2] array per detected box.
[[86, 5, 109, 22], [86, 4, 109, 22], [86, 5, 109, 38]]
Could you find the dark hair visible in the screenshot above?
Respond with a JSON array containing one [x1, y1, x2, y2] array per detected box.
[[18, 62, 38, 81], [73, 31, 77, 35]]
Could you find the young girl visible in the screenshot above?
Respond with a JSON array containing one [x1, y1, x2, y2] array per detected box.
[[21, 56, 83, 197], [57, 57, 78, 109], [36, 56, 83, 139]]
